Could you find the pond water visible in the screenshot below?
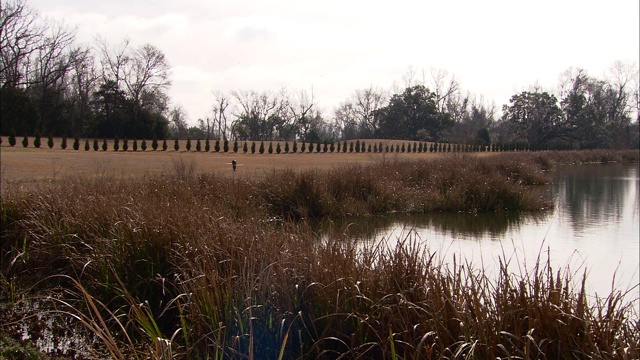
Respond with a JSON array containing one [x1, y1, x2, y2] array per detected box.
[[320, 162, 639, 302]]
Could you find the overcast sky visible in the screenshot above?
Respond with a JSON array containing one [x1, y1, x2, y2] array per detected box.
[[29, 0, 640, 124]]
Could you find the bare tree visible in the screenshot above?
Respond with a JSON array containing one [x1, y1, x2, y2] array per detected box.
[[606, 60, 638, 123], [96, 37, 130, 89], [0, 0, 44, 87], [31, 19, 77, 133], [333, 86, 386, 139], [124, 44, 171, 112], [211, 90, 231, 139], [169, 105, 188, 138], [429, 68, 460, 113], [67, 46, 97, 133], [289, 88, 314, 140], [231, 89, 289, 140], [353, 86, 385, 137]]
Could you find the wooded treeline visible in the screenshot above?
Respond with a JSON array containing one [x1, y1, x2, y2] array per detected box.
[[2, 0, 638, 149]]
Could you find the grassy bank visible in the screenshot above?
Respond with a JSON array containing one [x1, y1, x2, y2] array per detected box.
[[1, 150, 638, 358]]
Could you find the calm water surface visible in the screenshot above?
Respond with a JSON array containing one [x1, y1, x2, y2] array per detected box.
[[322, 163, 640, 301]]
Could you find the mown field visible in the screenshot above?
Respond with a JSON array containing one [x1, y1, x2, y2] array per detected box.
[[1, 146, 638, 359], [1, 138, 450, 184]]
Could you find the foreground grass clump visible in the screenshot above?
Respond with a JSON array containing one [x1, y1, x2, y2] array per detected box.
[[1, 151, 638, 358]]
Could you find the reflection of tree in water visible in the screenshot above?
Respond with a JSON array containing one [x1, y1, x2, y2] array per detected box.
[[553, 164, 639, 235], [313, 211, 550, 242]]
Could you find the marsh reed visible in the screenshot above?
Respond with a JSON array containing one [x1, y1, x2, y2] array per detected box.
[[1, 150, 638, 359]]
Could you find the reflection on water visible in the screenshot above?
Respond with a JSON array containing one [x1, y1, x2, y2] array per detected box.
[[553, 164, 639, 239], [316, 163, 640, 300], [315, 211, 550, 242]]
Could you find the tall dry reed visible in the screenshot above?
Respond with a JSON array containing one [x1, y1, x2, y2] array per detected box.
[[1, 150, 638, 358]]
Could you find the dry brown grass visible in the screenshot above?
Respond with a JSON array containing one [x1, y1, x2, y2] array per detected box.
[[1, 143, 638, 358]]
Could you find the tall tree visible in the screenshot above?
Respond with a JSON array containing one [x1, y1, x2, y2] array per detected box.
[[231, 89, 290, 141], [375, 85, 452, 140], [502, 91, 565, 146], [333, 86, 386, 139], [169, 105, 188, 138], [0, 0, 43, 88], [559, 66, 636, 148], [95, 39, 170, 139]]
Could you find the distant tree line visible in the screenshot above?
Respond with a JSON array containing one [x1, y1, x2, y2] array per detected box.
[[2, 0, 638, 150]]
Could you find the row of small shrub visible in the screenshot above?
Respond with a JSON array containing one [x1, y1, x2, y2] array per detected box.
[[3, 132, 564, 154]]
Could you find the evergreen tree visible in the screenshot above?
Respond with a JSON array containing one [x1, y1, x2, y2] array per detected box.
[[413, 142, 417, 152], [316, 142, 321, 152], [61, 134, 68, 149], [22, 133, 28, 147], [401, 143, 405, 152], [268, 142, 273, 154], [223, 138, 229, 152], [233, 139, 238, 153], [9, 129, 16, 147], [342, 141, 347, 153], [385, 145, 389, 152], [323, 140, 328, 153], [174, 139, 179, 151], [196, 139, 201, 152], [373, 143, 378, 153], [186, 138, 191, 151], [284, 142, 289, 153], [34, 129, 41, 148], [243, 141, 248, 153], [205, 138, 210, 152], [112, 136, 117, 151], [361, 141, 366, 152], [133, 139, 138, 151], [152, 136, 158, 151], [355, 140, 360, 153], [349, 142, 354, 153], [259, 141, 265, 154], [47, 133, 54, 149], [84, 138, 89, 151], [368, 144, 372, 152], [162, 139, 167, 151], [251, 142, 256, 154], [215, 139, 220, 152], [276, 142, 281, 154], [379, 142, 383, 153], [73, 134, 80, 150], [330, 142, 335, 152], [122, 138, 128, 151], [301, 141, 306, 153], [141, 139, 147, 151], [308, 142, 313, 153], [292, 140, 298, 153], [102, 139, 107, 151], [93, 139, 99, 151]]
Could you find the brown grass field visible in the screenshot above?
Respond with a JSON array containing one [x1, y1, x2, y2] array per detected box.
[[1, 138, 449, 184]]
